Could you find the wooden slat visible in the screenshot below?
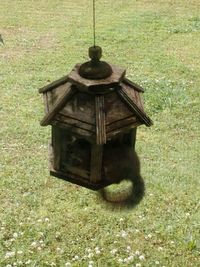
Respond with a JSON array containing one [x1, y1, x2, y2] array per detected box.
[[40, 83, 76, 126], [90, 144, 103, 183], [95, 95, 106, 145], [106, 116, 137, 133], [62, 165, 90, 179], [117, 87, 153, 127], [61, 92, 95, 125], [38, 75, 69, 93], [56, 113, 95, 133], [121, 82, 144, 110], [52, 120, 94, 139], [122, 77, 145, 93], [52, 126, 62, 170], [106, 122, 141, 139], [104, 92, 133, 125], [68, 63, 126, 92]]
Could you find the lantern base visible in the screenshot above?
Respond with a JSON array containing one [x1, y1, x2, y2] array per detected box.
[[50, 168, 112, 191]]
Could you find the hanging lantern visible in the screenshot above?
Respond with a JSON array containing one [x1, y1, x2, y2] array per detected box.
[[39, 45, 152, 190]]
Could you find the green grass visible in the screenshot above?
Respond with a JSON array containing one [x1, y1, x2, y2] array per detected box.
[[0, 0, 200, 266]]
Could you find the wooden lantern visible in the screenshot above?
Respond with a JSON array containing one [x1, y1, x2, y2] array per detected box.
[[39, 46, 152, 190]]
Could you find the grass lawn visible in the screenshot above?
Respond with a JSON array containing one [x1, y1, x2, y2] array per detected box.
[[0, 0, 199, 266]]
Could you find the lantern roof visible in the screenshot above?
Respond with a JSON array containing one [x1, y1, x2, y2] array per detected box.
[[39, 63, 152, 145]]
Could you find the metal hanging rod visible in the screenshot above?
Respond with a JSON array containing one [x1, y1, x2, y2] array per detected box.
[[93, 0, 96, 46]]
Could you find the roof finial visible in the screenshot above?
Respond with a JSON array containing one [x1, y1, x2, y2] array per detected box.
[[79, 46, 113, 80]]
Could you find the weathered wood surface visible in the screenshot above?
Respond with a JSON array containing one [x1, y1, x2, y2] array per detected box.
[[117, 87, 153, 127], [40, 84, 76, 126], [52, 126, 62, 170], [56, 114, 95, 133], [68, 64, 126, 92], [50, 168, 108, 190], [51, 120, 94, 138], [104, 92, 133, 124], [122, 77, 145, 93], [106, 116, 138, 133], [39, 75, 69, 93], [95, 95, 106, 145], [62, 165, 90, 179], [61, 92, 95, 125], [90, 145, 103, 183], [122, 82, 144, 111], [106, 122, 141, 139]]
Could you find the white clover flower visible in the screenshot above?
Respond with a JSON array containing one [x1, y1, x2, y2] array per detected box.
[[158, 246, 163, 251], [74, 255, 79, 260], [44, 217, 49, 222], [17, 250, 23, 255], [135, 250, 140, 256], [86, 248, 92, 253], [56, 247, 61, 252], [127, 245, 131, 251], [147, 234, 152, 238], [88, 253, 94, 258], [25, 260, 31, 264], [5, 251, 15, 259], [155, 260, 160, 265], [95, 248, 101, 254], [37, 246, 42, 251], [110, 248, 118, 255], [13, 232, 18, 238], [139, 255, 145, 261], [88, 260, 94, 267], [136, 263, 142, 267], [118, 258, 123, 263], [6, 265, 12, 267], [121, 230, 127, 238], [31, 241, 37, 247], [119, 218, 124, 222], [65, 262, 71, 267], [127, 255, 134, 261]]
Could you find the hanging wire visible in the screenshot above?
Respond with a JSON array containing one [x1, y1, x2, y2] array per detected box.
[[93, 0, 96, 46]]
